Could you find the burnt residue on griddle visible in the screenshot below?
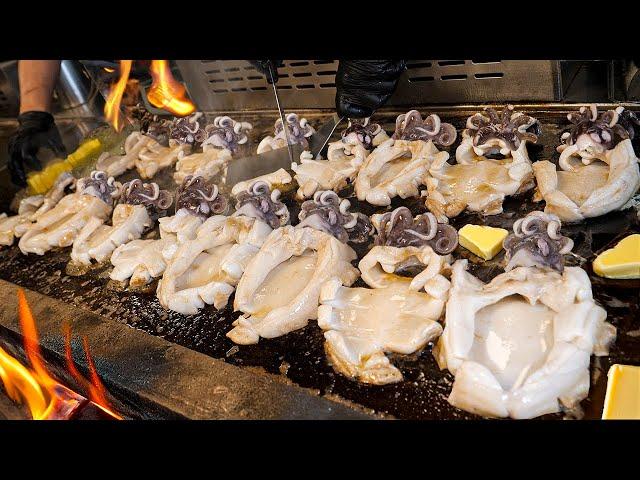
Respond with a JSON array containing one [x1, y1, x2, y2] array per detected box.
[[0, 110, 639, 420]]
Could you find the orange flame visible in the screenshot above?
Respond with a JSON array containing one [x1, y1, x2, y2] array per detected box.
[[147, 60, 196, 116], [63, 324, 122, 419], [104, 60, 133, 132], [0, 289, 121, 420]]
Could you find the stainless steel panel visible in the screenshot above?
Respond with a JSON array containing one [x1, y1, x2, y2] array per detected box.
[[176, 60, 338, 111], [177, 60, 561, 112], [391, 60, 561, 104]]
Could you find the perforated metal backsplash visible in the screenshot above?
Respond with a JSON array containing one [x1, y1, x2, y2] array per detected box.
[[176, 60, 561, 112]]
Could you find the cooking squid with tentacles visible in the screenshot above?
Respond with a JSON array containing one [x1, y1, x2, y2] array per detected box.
[[157, 181, 290, 315], [0, 172, 75, 247], [425, 105, 539, 221], [318, 206, 458, 385], [392, 110, 457, 145], [292, 118, 389, 200], [169, 112, 209, 146], [435, 210, 616, 419], [70, 179, 173, 266], [227, 190, 369, 345], [109, 175, 226, 288], [502, 211, 574, 273], [533, 104, 640, 222], [230, 168, 293, 197], [355, 110, 455, 206], [174, 116, 253, 184], [19, 171, 121, 255], [256, 113, 315, 154], [463, 105, 540, 157], [96, 113, 207, 179], [297, 190, 374, 244]]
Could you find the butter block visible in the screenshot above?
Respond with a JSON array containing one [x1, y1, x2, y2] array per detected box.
[[602, 364, 640, 419], [459, 224, 508, 260], [593, 234, 640, 279]]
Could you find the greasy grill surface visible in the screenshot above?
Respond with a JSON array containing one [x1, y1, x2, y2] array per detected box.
[[0, 109, 638, 420]]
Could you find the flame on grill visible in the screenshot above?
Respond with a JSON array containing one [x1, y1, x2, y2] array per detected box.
[[103, 60, 196, 131], [0, 289, 122, 420], [63, 324, 122, 419], [104, 60, 133, 132], [147, 60, 196, 116]]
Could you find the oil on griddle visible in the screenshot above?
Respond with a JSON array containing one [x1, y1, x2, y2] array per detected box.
[[0, 109, 638, 420]]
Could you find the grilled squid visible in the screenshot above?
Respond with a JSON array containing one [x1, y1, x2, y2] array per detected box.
[[96, 132, 155, 179], [503, 211, 574, 273], [0, 172, 75, 246], [169, 112, 208, 146], [256, 113, 315, 154], [230, 168, 294, 197], [425, 105, 538, 221], [393, 110, 457, 146], [228, 190, 366, 345], [157, 181, 289, 315], [435, 211, 616, 419], [292, 119, 389, 200], [109, 175, 226, 287], [318, 206, 457, 384], [97, 126, 192, 180], [19, 171, 121, 255], [128, 103, 172, 145], [174, 116, 253, 184], [533, 105, 640, 222], [70, 179, 173, 266], [355, 110, 454, 206], [297, 190, 373, 244], [201, 115, 253, 153]]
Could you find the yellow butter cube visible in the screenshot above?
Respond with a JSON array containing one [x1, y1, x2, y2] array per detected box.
[[458, 224, 509, 261], [602, 364, 640, 419], [593, 234, 640, 279]]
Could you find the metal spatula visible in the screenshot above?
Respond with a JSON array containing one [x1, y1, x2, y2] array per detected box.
[[224, 114, 343, 188]]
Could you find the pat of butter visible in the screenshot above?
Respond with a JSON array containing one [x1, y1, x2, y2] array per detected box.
[[459, 224, 508, 261], [593, 234, 640, 279], [602, 364, 640, 419]]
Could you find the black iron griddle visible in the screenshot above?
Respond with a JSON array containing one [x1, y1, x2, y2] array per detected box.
[[0, 107, 638, 420]]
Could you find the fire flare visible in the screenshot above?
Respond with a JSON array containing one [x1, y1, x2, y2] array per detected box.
[[0, 289, 122, 420], [147, 60, 196, 116], [103, 60, 196, 131], [63, 324, 122, 419], [104, 60, 133, 132]]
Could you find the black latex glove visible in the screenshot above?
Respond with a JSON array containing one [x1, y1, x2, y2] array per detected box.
[[249, 60, 284, 84], [8, 111, 67, 187], [335, 60, 407, 118]]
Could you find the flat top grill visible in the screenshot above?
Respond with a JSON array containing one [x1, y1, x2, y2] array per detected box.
[[0, 107, 639, 420]]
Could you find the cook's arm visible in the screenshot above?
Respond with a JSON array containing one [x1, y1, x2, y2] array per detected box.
[[18, 60, 61, 113], [7, 60, 66, 187]]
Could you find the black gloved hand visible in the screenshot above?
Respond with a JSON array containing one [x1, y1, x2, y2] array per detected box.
[[8, 111, 67, 188], [335, 60, 406, 118], [249, 60, 284, 84]]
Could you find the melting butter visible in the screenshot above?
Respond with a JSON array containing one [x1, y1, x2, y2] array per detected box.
[[459, 224, 508, 261], [593, 234, 640, 279], [602, 364, 640, 419]]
